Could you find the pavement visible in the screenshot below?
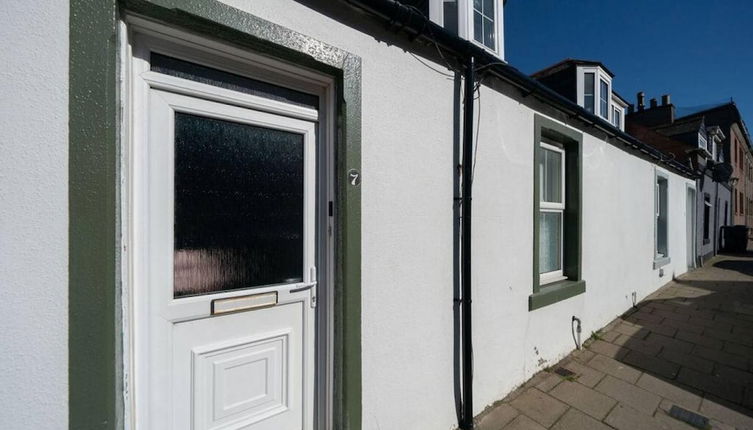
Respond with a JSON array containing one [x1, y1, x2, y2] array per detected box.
[[476, 253, 753, 430]]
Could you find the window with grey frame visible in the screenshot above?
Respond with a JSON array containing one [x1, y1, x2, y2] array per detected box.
[[655, 173, 669, 267], [530, 117, 585, 311]]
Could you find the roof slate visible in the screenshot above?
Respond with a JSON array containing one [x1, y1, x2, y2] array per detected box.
[[531, 58, 616, 79]]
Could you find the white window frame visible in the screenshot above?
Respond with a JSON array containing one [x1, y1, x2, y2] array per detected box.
[[539, 141, 566, 284], [429, 0, 505, 59], [599, 78, 610, 119], [698, 132, 708, 152], [612, 106, 622, 129], [576, 66, 612, 122], [654, 170, 670, 266]]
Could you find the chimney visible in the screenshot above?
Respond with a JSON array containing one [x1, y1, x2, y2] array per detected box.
[[650, 98, 658, 108], [637, 92, 645, 111], [661, 94, 671, 106]]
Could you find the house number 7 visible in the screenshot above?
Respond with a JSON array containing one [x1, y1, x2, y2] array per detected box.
[[348, 169, 361, 186]]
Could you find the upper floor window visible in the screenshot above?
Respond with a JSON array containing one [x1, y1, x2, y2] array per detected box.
[[698, 132, 708, 152], [429, 0, 505, 58], [599, 79, 609, 119], [472, 0, 496, 51], [584, 73, 595, 114], [578, 67, 612, 122], [612, 106, 622, 129]]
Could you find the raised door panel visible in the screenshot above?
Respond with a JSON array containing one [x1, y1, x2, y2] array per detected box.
[[172, 301, 307, 430]]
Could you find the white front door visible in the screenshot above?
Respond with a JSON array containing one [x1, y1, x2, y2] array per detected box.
[[136, 88, 317, 430]]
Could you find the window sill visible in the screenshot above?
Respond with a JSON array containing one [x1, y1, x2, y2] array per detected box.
[[653, 256, 671, 269], [529, 279, 586, 311]]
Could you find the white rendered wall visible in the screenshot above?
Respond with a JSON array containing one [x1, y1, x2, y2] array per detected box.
[[214, 1, 694, 427], [0, 1, 69, 429], [471, 85, 694, 411], [218, 1, 459, 429]]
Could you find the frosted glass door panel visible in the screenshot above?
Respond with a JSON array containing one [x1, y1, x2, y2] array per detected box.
[[173, 113, 304, 297]]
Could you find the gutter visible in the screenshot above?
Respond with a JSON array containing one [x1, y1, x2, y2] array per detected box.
[[341, 0, 697, 179]]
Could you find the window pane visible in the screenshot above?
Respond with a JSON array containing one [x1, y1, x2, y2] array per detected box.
[[473, 11, 483, 43], [483, 17, 495, 49], [473, 0, 482, 11], [173, 113, 304, 297], [600, 79, 609, 118], [443, 1, 459, 35], [151, 53, 319, 110], [539, 212, 562, 274], [540, 147, 562, 203], [483, 0, 495, 15], [584, 73, 595, 113]]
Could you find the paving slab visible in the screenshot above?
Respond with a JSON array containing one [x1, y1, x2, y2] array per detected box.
[[723, 341, 753, 359], [622, 349, 680, 379], [595, 375, 661, 414], [699, 396, 753, 430], [604, 403, 664, 430], [586, 339, 628, 359], [636, 373, 702, 411], [503, 414, 547, 430], [677, 367, 744, 404], [693, 344, 750, 371], [560, 359, 605, 388], [549, 380, 616, 420], [533, 372, 562, 393], [550, 408, 613, 430], [587, 354, 642, 384], [659, 348, 715, 374], [508, 388, 568, 428], [477, 403, 519, 430]]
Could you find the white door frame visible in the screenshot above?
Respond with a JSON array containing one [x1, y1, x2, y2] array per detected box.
[[121, 17, 336, 429]]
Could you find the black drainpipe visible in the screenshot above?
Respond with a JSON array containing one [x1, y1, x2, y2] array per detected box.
[[460, 56, 475, 430]]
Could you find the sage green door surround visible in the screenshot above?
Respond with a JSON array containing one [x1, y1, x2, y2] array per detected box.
[[69, 1, 362, 428]]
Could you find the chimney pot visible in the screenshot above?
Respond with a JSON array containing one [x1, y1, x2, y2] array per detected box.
[[662, 94, 671, 106], [637, 92, 645, 110], [650, 98, 658, 108]]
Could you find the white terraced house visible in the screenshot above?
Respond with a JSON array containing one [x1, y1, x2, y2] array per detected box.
[[1, 1, 701, 429]]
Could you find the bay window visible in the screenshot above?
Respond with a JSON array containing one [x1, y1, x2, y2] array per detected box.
[[429, 0, 505, 58]]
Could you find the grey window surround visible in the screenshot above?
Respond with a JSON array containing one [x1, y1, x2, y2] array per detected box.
[[531, 114, 585, 311]]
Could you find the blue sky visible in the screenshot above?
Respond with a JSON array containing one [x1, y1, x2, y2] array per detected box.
[[504, 0, 753, 126]]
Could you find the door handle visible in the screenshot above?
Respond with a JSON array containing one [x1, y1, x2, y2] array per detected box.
[[289, 267, 317, 308], [289, 280, 317, 293]]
